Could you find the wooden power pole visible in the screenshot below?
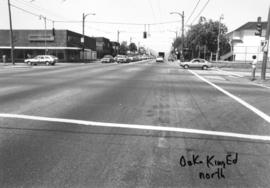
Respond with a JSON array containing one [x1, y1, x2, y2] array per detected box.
[[261, 6, 270, 80]]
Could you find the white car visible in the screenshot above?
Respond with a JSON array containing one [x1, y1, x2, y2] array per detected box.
[[24, 55, 58, 66], [180, 58, 212, 70], [156, 56, 164, 63], [115, 55, 129, 63], [101, 55, 114, 63]]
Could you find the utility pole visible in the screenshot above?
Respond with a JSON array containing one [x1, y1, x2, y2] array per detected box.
[[261, 6, 270, 80], [181, 11, 184, 55], [170, 11, 185, 60], [216, 14, 224, 62], [44, 17, 47, 55], [39, 16, 47, 55], [8, 0, 15, 65], [117, 30, 120, 43], [82, 13, 86, 62], [82, 12, 95, 62]]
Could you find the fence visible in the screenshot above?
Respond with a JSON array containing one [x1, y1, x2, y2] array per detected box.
[[233, 46, 266, 63]]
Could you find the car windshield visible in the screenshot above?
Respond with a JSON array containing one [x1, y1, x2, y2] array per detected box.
[[1, 1, 270, 187]]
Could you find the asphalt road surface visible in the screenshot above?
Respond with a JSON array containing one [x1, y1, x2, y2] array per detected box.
[[0, 60, 270, 188]]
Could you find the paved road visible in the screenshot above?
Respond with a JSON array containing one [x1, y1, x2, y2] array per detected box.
[[0, 60, 270, 187]]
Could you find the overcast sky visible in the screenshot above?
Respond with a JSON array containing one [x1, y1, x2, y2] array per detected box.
[[0, 0, 269, 52]]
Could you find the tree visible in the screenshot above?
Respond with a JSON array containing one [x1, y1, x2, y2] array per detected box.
[[129, 43, 137, 52], [138, 46, 147, 54], [172, 17, 230, 60], [119, 41, 128, 55]]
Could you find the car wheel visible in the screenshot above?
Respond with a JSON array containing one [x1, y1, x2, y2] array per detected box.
[[27, 61, 32, 65], [202, 65, 208, 70], [45, 61, 50, 66], [184, 65, 189, 69]]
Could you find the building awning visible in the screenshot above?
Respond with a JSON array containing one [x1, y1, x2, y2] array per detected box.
[[0, 46, 83, 50]]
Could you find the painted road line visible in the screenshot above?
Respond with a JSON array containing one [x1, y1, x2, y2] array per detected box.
[[189, 69, 270, 124], [1, 113, 270, 141]]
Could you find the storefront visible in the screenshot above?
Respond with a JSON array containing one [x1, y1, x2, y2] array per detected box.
[[0, 29, 97, 62]]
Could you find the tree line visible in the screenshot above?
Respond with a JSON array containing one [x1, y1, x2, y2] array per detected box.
[[172, 17, 231, 61]]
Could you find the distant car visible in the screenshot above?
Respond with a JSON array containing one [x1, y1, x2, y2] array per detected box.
[[115, 55, 129, 63], [156, 56, 164, 63], [24, 55, 58, 66], [180, 58, 212, 70], [127, 56, 135, 62], [101, 55, 114, 63]]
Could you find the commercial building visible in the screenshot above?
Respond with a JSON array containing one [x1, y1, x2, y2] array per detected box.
[[111, 41, 120, 57], [95, 37, 113, 59], [225, 22, 270, 62], [0, 29, 97, 62]]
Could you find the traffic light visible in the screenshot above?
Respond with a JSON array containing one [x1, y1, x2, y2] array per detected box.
[[255, 17, 262, 36], [143, 31, 147, 39]]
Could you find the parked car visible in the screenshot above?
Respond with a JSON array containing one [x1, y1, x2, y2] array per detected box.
[[127, 56, 135, 62], [115, 55, 129, 63], [156, 56, 164, 63], [24, 55, 58, 66], [180, 58, 213, 70], [101, 55, 114, 63]]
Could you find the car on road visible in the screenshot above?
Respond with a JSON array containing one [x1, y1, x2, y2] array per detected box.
[[101, 55, 114, 63], [156, 56, 164, 63], [180, 58, 212, 70], [115, 55, 129, 63], [24, 55, 58, 66]]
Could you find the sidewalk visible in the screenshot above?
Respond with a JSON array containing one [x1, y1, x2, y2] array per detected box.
[[0, 61, 101, 69], [0, 63, 31, 69], [217, 68, 270, 88]]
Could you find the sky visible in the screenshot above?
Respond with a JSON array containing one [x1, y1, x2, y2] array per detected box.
[[0, 0, 269, 53]]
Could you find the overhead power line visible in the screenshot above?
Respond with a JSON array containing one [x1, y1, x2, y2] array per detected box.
[[185, 0, 201, 24], [10, 3, 54, 22], [9, 3, 182, 27], [55, 20, 182, 26], [12, 0, 63, 19], [148, 0, 157, 22], [190, 0, 210, 25]]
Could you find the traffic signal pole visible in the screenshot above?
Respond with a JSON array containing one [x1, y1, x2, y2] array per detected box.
[[170, 11, 185, 60], [261, 6, 270, 80]]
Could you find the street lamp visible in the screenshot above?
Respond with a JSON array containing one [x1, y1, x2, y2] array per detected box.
[[170, 11, 184, 60], [216, 14, 224, 62], [82, 12, 95, 62]]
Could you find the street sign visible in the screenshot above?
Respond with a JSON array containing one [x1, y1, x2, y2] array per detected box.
[[261, 40, 269, 52]]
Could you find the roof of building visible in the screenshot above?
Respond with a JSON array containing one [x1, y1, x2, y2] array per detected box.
[[111, 41, 120, 46], [95, 37, 110, 42], [233, 22, 268, 32], [0, 29, 95, 39]]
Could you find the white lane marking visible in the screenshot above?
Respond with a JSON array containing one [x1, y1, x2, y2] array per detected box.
[[189, 70, 270, 124], [0, 113, 270, 141]]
